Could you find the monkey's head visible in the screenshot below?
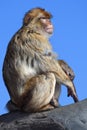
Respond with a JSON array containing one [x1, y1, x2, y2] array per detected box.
[[23, 8, 53, 38]]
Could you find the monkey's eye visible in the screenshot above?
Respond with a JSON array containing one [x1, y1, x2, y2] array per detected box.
[[39, 17, 51, 23], [38, 17, 46, 20]]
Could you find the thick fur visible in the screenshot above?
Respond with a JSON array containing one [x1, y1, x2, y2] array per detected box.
[[3, 8, 78, 112]]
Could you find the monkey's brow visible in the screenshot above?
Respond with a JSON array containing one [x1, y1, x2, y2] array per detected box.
[[39, 17, 50, 20]]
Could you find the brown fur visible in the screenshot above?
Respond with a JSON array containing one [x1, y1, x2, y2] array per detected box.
[[3, 8, 78, 112]]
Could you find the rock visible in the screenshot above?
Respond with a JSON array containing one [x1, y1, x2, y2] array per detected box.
[[0, 99, 87, 130]]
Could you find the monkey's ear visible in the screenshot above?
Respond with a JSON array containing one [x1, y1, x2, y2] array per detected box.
[[23, 13, 33, 25]]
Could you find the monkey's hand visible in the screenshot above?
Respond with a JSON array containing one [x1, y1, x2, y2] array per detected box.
[[58, 60, 75, 81], [67, 88, 79, 103]]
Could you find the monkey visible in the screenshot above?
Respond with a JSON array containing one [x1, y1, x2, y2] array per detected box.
[[3, 7, 79, 112]]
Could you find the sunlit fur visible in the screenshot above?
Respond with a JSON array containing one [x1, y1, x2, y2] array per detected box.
[[3, 8, 78, 112]]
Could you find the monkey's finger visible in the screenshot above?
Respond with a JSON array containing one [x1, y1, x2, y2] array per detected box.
[[73, 95, 79, 103], [68, 92, 79, 102], [67, 88, 79, 103], [67, 88, 72, 97]]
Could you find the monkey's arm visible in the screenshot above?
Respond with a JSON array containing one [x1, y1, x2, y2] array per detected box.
[[58, 59, 79, 102], [38, 56, 78, 102], [39, 56, 72, 84]]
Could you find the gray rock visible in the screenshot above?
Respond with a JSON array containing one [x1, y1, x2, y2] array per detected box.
[[0, 99, 87, 130]]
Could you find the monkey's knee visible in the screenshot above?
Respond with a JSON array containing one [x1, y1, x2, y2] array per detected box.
[[45, 72, 56, 87], [22, 73, 56, 112]]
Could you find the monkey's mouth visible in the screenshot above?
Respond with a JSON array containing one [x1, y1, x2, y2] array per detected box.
[[46, 26, 53, 34], [47, 29, 53, 34]]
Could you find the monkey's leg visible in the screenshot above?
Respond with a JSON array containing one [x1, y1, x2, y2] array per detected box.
[[21, 72, 56, 112], [50, 83, 61, 107], [39, 104, 54, 112]]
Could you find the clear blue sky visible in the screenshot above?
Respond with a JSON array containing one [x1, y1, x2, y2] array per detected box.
[[0, 0, 87, 115]]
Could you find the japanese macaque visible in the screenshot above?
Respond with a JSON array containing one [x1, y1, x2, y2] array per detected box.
[[3, 8, 78, 112]]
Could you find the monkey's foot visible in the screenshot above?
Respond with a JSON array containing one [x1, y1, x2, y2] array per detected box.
[[39, 104, 54, 112], [6, 100, 20, 112], [50, 98, 59, 108]]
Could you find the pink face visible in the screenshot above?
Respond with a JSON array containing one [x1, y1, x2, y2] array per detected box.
[[40, 17, 54, 34]]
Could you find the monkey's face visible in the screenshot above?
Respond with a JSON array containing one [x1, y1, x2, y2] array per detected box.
[[35, 14, 53, 39], [39, 17, 53, 35]]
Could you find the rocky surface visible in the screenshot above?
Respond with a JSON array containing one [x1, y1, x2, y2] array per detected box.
[[0, 99, 87, 130]]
